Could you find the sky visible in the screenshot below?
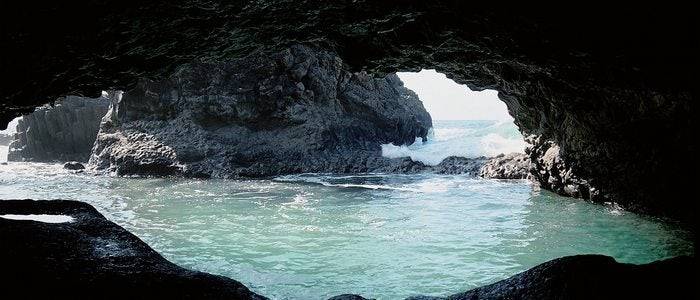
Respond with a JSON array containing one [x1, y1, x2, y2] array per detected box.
[[397, 69, 512, 121]]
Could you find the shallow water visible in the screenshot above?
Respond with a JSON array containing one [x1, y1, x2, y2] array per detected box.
[[0, 162, 693, 299]]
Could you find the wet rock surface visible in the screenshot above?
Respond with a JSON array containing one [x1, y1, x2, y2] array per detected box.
[[63, 161, 85, 170], [8, 96, 109, 162], [479, 153, 531, 179], [0, 199, 267, 299], [526, 136, 599, 200], [88, 45, 431, 178], [407, 255, 695, 300]]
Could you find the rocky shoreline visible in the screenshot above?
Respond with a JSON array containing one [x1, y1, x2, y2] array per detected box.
[[2, 199, 693, 299]]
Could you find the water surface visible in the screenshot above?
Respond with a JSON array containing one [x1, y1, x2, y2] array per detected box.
[[0, 163, 693, 299]]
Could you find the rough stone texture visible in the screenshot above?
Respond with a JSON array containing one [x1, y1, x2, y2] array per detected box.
[[88, 45, 431, 178], [8, 96, 109, 162], [0, 199, 267, 299], [479, 153, 531, 179], [1, 3, 696, 221], [526, 135, 599, 200], [406, 255, 695, 300]]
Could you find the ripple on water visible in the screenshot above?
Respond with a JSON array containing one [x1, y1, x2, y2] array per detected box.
[[0, 164, 694, 299]]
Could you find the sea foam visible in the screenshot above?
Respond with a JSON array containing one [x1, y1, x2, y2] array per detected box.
[[381, 120, 528, 165]]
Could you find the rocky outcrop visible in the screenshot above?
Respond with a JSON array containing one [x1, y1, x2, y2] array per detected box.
[[479, 153, 531, 179], [8, 96, 109, 162], [0, 199, 266, 299], [88, 45, 431, 178], [406, 255, 695, 300], [526, 135, 600, 200]]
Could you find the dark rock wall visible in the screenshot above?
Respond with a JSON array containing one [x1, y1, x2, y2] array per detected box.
[[88, 45, 432, 177], [8, 96, 109, 162], [1, 2, 696, 220]]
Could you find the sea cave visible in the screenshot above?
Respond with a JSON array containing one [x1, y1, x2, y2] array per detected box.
[[0, 2, 696, 299]]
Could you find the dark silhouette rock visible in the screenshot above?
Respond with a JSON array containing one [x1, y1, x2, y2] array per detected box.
[[0, 199, 267, 300], [407, 255, 696, 300], [8, 96, 109, 162], [88, 45, 432, 178], [63, 161, 85, 170]]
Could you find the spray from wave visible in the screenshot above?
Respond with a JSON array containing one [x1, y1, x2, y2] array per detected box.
[[381, 120, 528, 165]]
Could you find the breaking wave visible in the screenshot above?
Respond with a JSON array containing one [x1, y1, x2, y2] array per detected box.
[[381, 120, 528, 165]]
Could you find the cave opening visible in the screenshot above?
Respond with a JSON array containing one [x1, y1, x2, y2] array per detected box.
[[382, 69, 527, 166]]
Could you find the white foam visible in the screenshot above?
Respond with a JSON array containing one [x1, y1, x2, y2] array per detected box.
[[381, 120, 528, 166], [0, 214, 75, 223]]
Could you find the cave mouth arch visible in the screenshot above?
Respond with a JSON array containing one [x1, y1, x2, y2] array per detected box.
[[380, 69, 528, 166]]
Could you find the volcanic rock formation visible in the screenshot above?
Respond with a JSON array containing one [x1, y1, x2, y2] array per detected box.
[[88, 45, 432, 177], [8, 96, 109, 162]]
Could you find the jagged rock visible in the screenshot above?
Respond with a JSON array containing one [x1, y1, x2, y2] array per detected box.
[[479, 153, 531, 179], [63, 161, 85, 170], [526, 135, 600, 200], [88, 45, 431, 178], [0, 199, 267, 299], [8, 96, 109, 162], [407, 255, 695, 300]]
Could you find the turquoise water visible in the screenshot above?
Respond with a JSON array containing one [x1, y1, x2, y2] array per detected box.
[[0, 120, 694, 299], [0, 163, 693, 299]]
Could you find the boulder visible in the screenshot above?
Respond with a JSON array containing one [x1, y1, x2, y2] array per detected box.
[[63, 161, 85, 170]]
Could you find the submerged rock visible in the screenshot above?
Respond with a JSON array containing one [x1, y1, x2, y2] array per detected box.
[[63, 161, 85, 170], [0, 199, 266, 299], [8, 96, 109, 162], [407, 255, 695, 300], [88, 45, 431, 178]]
